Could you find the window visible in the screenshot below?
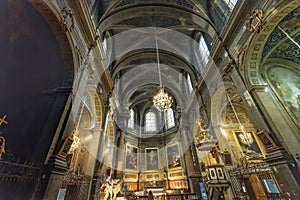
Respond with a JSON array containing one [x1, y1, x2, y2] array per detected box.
[[128, 109, 135, 129], [212, 0, 238, 28], [224, 0, 237, 10], [199, 36, 210, 66], [145, 111, 157, 132], [187, 74, 193, 94], [166, 108, 175, 129]]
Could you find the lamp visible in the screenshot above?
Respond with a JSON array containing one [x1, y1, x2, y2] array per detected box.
[[226, 94, 252, 145], [153, 28, 173, 111]]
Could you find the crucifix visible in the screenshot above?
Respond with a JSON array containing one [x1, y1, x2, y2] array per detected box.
[[0, 115, 8, 126]]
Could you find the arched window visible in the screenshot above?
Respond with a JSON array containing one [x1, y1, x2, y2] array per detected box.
[[128, 109, 135, 129], [166, 108, 175, 129], [145, 111, 157, 132], [224, 0, 237, 10], [187, 74, 193, 94], [199, 36, 210, 66]]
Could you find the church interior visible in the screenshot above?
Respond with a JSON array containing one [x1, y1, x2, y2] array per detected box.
[[0, 0, 300, 199]]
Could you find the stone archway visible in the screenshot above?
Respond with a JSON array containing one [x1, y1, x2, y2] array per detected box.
[[243, 1, 300, 155]]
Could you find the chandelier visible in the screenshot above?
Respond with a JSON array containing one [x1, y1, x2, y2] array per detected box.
[[152, 28, 173, 111]]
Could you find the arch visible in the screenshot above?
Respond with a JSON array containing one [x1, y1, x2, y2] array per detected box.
[[29, 0, 74, 71], [98, 3, 216, 39], [244, 1, 300, 88]]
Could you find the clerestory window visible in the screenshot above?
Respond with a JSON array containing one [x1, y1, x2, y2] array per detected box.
[[145, 111, 157, 132], [128, 109, 135, 129], [166, 108, 175, 129]]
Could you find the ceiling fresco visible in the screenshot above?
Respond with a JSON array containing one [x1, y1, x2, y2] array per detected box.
[[262, 5, 300, 64]]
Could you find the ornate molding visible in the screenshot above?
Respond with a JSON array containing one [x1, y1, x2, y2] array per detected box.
[[246, 9, 265, 33], [223, 59, 236, 75], [61, 7, 74, 32]]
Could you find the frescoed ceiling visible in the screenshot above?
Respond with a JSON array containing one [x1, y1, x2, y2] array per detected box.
[[262, 6, 300, 64]]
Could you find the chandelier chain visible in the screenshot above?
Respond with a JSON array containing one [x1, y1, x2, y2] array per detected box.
[[154, 27, 162, 86]]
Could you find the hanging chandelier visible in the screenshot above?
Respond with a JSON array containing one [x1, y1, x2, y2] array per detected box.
[[152, 28, 173, 111]]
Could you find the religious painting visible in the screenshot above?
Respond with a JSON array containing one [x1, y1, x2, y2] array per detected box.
[[146, 148, 158, 170], [234, 131, 263, 161], [167, 144, 181, 169], [125, 145, 137, 170]]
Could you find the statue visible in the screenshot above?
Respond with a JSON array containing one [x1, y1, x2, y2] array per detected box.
[[101, 181, 113, 200], [195, 119, 215, 143], [112, 179, 123, 200], [100, 179, 123, 200], [195, 119, 217, 151]]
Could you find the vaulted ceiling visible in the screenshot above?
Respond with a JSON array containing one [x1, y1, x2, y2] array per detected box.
[[96, 0, 216, 113]]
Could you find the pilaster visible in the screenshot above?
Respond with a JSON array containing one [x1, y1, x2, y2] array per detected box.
[[35, 155, 68, 200]]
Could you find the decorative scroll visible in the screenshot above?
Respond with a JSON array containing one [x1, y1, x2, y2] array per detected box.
[[60, 7, 74, 32], [246, 9, 265, 33]]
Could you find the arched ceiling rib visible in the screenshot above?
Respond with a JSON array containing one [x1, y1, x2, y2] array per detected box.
[[111, 50, 198, 83], [99, 4, 216, 38]]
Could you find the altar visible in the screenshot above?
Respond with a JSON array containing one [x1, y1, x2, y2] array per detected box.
[[134, 186, 166, 200]]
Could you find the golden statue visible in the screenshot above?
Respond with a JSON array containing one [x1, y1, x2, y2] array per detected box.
[[100, 179, 123, 200], [112, 179, 123, 200], [101, 181, 113, 200], [195, 118, 214, 143]]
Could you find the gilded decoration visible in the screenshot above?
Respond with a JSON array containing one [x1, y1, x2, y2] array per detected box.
[[245, 9, 265, 33], [0, 114, 8, 160], [262, 6, 300, 63], [194, 119, 217, 151], [245, 2, 300, 86]]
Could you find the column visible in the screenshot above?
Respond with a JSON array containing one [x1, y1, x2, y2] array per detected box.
[[179, 122, 202, 194]]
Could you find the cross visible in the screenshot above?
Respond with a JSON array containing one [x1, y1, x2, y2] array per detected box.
[[0, 115, 8, 126]]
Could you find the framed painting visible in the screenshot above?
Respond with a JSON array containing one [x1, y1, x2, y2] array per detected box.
[[125, 144, 138, 170], [167, 143, 181, 169], [234, 130, 263, 161], [256, 128, 278, 151], [146, 148, 158, 170]]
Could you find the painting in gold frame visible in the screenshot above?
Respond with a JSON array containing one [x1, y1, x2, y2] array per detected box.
[[167, 143, 181, 169], [233, 130, 264, 161], [146, 148, 158, 170], [125, 144, 138, 170]]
